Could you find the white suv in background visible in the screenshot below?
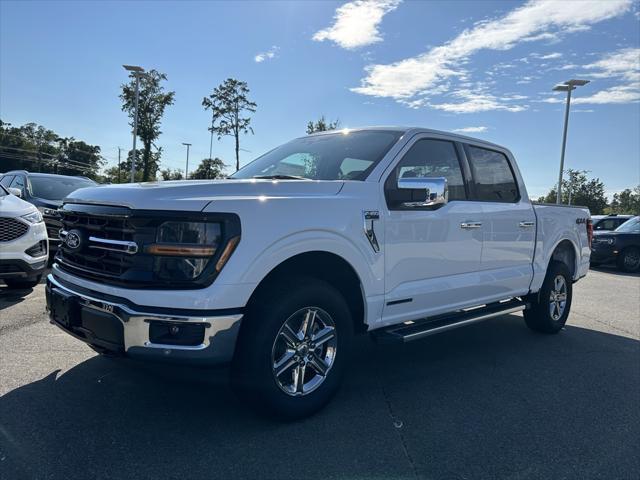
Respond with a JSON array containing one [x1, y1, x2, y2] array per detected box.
[[0, 184, 48, 288]]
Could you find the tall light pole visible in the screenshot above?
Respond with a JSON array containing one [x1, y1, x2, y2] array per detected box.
[[182, 142, 192, 179], [123, 64, 145, 183], [552, 79, 589, 204]]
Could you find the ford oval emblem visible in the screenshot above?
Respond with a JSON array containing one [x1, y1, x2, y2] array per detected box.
[[65, 230, 83, 250]]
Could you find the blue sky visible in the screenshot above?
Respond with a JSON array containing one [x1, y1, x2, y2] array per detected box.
[[1, 0, 639, 198]]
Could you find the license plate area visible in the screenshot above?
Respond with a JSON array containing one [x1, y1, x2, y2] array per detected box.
[[48, 287, 80, 329]]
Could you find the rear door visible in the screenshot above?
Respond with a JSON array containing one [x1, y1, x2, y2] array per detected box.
[[381, 135, 485, 324], [464, 144, 535, 298]]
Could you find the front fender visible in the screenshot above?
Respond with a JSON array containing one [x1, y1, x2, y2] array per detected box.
[[239, 229, 383, 297]]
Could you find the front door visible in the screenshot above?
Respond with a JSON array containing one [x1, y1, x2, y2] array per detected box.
[[381, 136, 484, 326]]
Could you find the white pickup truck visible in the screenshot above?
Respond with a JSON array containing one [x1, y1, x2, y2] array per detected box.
[[46, 127, 592, 418]]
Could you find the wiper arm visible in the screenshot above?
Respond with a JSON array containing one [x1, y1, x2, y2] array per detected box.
[[252, 175, 311, 180]]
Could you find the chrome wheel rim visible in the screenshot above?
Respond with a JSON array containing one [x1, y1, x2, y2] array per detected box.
[[271, 307, 337, 397], [549, 275, 568, 321]]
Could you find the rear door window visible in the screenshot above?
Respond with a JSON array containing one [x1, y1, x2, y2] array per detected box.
[[595, 219, 617, 230], [466, 145, 519, 202]]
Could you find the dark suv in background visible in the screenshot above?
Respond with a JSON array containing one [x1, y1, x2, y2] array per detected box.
[[591, 214, 634, 232], [0, 171, 97, 255], [591, 216, 640, 273]]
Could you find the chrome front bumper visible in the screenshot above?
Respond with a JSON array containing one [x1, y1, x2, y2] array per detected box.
[[46, 274, 243, 365]]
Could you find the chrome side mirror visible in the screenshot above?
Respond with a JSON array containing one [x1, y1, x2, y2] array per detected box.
[[397, 176, 448, 208], [8, 187, 22, 198]]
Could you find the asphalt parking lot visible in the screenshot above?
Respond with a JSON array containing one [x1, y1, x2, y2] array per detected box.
[[0, 267, 638, 480]]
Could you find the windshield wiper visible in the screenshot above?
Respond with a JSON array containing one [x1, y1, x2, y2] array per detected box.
[[252, 175, 311, 180]]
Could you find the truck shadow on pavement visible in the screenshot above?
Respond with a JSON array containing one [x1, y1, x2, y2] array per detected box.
[[1, 315, 638, 480]]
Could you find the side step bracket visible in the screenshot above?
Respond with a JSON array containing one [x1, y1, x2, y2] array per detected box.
[[371, 299, 527, 344]]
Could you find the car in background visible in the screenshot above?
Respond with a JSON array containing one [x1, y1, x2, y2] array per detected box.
[[591, 214, 634, 232], [591, 216, 640, 272], [0, 184, 48, 288], [0, 171, 97, 255]]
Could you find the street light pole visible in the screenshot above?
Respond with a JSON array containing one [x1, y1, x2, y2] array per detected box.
[[182, 142, 192, 179], [123, 65, 145, 183], [552, 79, 589, 204]]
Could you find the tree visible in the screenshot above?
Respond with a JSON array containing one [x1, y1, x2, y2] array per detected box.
[[191, 158, 226, 179], [160, 168, 184, 181], [120, 70, 175, 181], [0, 119, 103, 178], [537, 169, 608, 214], [306, 115, 340, 134], [608, 186, 640, 214], [202, 78, 256, 172]]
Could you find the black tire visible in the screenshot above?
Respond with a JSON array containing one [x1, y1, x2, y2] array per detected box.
[[3, 274, 42, 289], [524, 261, 572, 334], [616, 247, 640, 273], [231, 276, 353, 420]]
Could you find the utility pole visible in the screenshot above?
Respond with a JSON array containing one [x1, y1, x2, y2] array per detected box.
[[182, 142, 192, 179], [117, 147, 122, 183], [123, 65, 145, 183], [552, 79, 589, 204]]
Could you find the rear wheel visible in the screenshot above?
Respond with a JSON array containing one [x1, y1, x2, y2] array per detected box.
[[3, 274, 42, 289], [231, 276, 353, 419], [617, 247, 640, 273], [524, 261, 572, 334]]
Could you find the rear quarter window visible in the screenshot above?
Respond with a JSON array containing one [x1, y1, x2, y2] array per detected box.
[[466, 145, 519, 203]]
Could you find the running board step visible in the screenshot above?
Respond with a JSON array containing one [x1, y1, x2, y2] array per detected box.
[[371, 299, 527, 344]]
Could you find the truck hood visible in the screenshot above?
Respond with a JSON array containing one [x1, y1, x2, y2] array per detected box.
[[64, 179, 345, 211]]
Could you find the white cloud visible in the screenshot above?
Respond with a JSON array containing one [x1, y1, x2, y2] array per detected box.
[[254, 46, 279, 63], [452, 126, 488, 133], [539, 52, 562, 59], [540, 48, 640, 105], [351, 0, 631, 110], [429, 90, 528, 113], [313, 0, 401, 49], [582, 47, 640, 82], [573, 83, 640, 104]]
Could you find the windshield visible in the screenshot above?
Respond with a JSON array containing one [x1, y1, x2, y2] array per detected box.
[[29, 176, 96, 200], [614, 216, 640, 233], [231, 130, 404, 181]]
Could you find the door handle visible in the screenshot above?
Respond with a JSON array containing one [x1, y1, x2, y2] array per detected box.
[[519, 221, 535, 228], [460, 222, 482, 229]]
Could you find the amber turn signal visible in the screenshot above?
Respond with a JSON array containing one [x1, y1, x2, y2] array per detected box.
[[216, 236, 241, 272]]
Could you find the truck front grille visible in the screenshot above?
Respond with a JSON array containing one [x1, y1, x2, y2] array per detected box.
[[55, 203, 240, 290]]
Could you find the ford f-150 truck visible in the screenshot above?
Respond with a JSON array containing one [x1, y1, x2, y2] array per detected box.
[[46, 127, 592, 418]]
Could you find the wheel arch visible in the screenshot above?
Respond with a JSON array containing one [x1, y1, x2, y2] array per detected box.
[[245, 251, 368, 334], [549, 238, 578, 279]]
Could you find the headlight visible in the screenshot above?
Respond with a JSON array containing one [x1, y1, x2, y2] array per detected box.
[[21, 210, 43, 224], [606, 237, 616, 245], [149, 221, 222, 281], [38, 206, 60, 217]]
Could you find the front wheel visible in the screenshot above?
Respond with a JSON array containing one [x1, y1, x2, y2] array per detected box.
[[617, 247, 640, 273], [231, 276, 353, 419], [524, 261, 572, 334]]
